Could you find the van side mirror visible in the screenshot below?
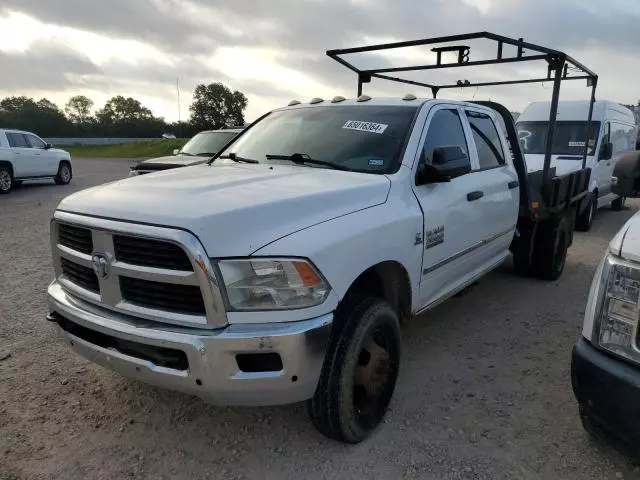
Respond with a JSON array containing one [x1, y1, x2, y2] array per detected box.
[[600, 142, 613, 161], [612, 152, 640, 198], [173, 149, 180, 155], [45, 143, 53, 150]]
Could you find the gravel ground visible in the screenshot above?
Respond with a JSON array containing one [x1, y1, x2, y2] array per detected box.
[[1, 158, 640, 480]]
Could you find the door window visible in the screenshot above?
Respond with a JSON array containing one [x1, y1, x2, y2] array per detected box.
[[420, 109, 471, 177], [599, 122, 611, 159], [25, 134, 46, 149], [610, 122, 636, 156], [6, 133, 29, 148], [466, 111, 505, 169]]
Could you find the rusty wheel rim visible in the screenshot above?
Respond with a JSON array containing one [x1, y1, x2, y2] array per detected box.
[[352, 326, 398, 425]]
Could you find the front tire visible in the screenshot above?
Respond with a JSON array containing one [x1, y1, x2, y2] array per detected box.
[[576, 194, 596, 232], [611, 196, 626, 211], [0, 166, 13, 194], [55, 162, 72, 185], [308, 297, 401, 443]]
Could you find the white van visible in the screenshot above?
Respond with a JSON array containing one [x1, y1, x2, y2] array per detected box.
[[516, 101, 637, 231]]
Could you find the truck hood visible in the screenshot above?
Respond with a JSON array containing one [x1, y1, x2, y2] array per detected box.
[[135, 154, 202, 168], [57, 163, 391, 257], [524, 154, 592, 175], [611, 211, 640, 264]]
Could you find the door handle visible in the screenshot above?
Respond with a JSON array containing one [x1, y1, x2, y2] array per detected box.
[[606, 162, 611, 166], [508, 180, 519, 189], [467, 191, 484, 201]]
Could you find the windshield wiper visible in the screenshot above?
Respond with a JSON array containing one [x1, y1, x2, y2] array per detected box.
[[213, 153, 259, 164], [194, 152, 219, 157], [177, 151, 194, 156], [265, 153, 353, 172]]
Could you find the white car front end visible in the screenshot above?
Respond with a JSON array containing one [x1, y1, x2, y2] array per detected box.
[[572, 211, 640, 444]]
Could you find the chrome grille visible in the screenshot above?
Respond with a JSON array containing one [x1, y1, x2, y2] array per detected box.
[[50, 211, 227, 328], [113, 235, 193, 271], [120, 277, 206, 314], [61, 258, 99, 293], [59, 223, 93, 254]]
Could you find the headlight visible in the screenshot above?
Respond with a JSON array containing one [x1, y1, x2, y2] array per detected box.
[[594, 254, 640, 362], [217, 258, 330, 311]]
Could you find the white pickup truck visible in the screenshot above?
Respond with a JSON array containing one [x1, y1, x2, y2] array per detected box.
[[46, 34, 595, 443], [0, 129, 72, 193], [46, 96, 589, 441]]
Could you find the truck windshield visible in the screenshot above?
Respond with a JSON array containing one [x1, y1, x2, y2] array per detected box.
[[516, 121, 600, 157], [181, 131, 238, 156], [217, 105, 419, 174]]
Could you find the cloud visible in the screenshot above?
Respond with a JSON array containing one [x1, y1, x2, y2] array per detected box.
[[0, 39, 100, 90], [0, 0, 639, 120]]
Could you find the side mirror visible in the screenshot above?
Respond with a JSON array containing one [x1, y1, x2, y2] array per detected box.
[[45, 143, 52, 150], [612, 152, 640, 197], [601, 142, 613, 161], [173, 149, 180, 155], [416, 163, 451, 185]]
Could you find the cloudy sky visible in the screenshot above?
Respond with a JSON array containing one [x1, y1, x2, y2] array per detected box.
[[1, 0, 639, 122]]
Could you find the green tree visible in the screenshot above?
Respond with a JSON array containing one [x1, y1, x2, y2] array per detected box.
[[0, 96, 71, 136], [65, 95, 95, 124], [189, 83, 247, 131], [96, 95, 154, 125], [95, 95, 166, 137]]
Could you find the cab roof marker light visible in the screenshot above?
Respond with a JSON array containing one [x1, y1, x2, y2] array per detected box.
[[357, 95, 372, 102], [402, 93, 417, 101], [310, 97, 324, 104], [288, 100, 301, 106], [331, 96, 346, 103]]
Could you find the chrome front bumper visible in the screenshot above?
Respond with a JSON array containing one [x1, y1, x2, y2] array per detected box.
[[47, 281, 332, 406]]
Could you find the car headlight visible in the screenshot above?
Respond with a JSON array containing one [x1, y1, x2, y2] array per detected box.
[[593, 254, 640, 362], [217, 258, 330, 311]]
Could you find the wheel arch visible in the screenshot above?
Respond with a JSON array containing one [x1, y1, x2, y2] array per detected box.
[[0, 160, 14, 177], [341, 260, 412, 323]]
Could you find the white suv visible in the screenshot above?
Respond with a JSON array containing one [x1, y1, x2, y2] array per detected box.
[[0, 129, 73, 194]]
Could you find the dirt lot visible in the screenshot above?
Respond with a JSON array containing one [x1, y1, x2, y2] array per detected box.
[[2, 158, 640, 479]]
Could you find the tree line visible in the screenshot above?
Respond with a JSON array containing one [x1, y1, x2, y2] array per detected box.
[[0, 83, 248, 138]]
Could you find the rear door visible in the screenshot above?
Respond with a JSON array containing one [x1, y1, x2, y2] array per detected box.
[[412, 105, 489, 309], [6, 132, 38, 177], [24, 133, 57, 175], [462, 107, 519, 259]]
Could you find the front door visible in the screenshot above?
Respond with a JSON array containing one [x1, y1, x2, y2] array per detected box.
[[24, 133, 57, 176], [412, 105, 488, 309], [594, 121, 613, 200]]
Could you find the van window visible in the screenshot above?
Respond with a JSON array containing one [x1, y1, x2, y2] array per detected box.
[[610, 121, 637, 156], [466, 111, 505, 168], [516, 121, 600, 156]]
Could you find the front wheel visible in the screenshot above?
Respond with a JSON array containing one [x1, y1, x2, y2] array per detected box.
[[308, 297, 401, 443], [55, 162, 72, 185], [611, 196, 626, 211], [575, 194, 596, 232]]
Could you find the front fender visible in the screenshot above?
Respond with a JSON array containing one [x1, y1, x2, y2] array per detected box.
[[252, 201, 424, 311]]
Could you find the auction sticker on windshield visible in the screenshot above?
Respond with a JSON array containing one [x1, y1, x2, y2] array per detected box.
[[342, 120, 388, 134]]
